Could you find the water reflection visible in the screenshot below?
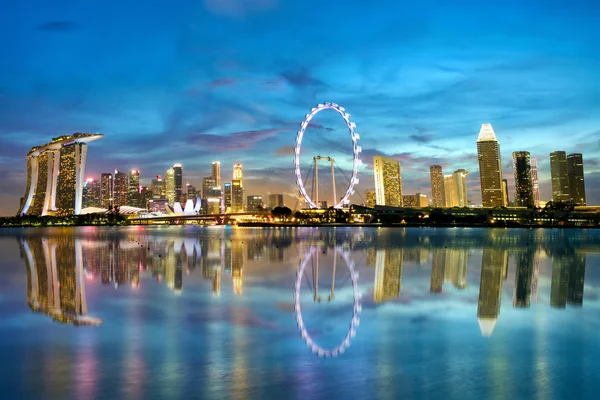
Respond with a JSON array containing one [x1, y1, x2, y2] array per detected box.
[[19, 236, 102, 326]]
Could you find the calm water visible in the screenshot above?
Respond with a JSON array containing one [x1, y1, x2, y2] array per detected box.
[[1, 226, 599, 400]]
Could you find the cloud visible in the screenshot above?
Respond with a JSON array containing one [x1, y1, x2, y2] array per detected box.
[[409, 132, 434, 144], [275, 145, 295, 156], [203, 0, 277, 17], [189, 128, 287, 151], [281, 67, 327, 90], [208, 78, 236, 88], [37, 21, 78, 32]]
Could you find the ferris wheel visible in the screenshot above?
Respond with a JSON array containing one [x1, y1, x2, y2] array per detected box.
[[294, 246, 362, 358], [294, 102, 362, 209]]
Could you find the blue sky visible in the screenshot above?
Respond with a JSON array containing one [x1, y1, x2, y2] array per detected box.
[[1, 0, 600, 214]]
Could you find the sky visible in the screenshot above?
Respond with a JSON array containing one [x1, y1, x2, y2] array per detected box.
[[1, 0, 600, 215]]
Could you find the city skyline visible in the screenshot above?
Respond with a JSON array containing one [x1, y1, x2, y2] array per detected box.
[[2, 1, 600, 215]]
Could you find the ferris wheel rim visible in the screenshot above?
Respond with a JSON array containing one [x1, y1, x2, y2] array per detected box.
[[294, 102, 362, 209], [294, 246, 361, 358]]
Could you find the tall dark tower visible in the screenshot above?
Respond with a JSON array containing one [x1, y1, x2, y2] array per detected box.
[[567, 153, 586, 205], [429, 165, 445, 207], [173, 163, 183, 204], [512, 151, 534, 207], [550, 151, 570, 202], [476, 124, 503, 207]]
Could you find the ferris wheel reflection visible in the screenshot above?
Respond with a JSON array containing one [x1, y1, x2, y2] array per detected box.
[[294, 246, 361, 358]]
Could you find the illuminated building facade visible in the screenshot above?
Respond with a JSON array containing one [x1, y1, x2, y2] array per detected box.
[[453, 169, 469, 207], [476, 123, 503, 207], [202, 176, 217, 198], [82, 178, 101, 208], [173, 163, 183, 203], [512, 151, 534, 207], [247, 195, 263, 212], [113, 170, 128, 208], [233, 163, 243, 186], [444, 175, 459, 207], [502, 179, 509, 206], [166, 167, 175, 205], [100, 173, 113, 208], [373, 155, 402, 207], [402, 193, 428, 208], [366, 189, 376, 208], [224, 182, 232, 211], [151, 175, 165, 199], [128, 169, 140, 207], [531, 157, 540, 207], [18, 133, 103, 216], [212, 161, 221, 188], [268, 194, 284, 209], [567, 153, 586, 205], [186, 183, 197, 203], [550, 151, 570, 202], [231, 179, 244, 212], [429, 165, 445, 207]]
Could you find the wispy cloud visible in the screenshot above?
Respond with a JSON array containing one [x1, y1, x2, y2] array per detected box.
[[37, 21, 78, 32]]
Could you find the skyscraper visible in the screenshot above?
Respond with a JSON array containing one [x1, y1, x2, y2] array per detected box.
[[247, 195, 263, 212], [186, 183, 197, 203], [202, 176, 217, 198], [502, 179, 509, 206], [531, 157, 540, 207], [231, 179, 244, 212], [212, 161, 221, 189], [128, 169, 140, 208], [224, 182, 232, 211], [18, 133, 103, 216], [82, 178, 101, 208], [166, 167, 176, 205], [233, 163, 243, 186], [429, 165, 445, 207], [444, 175, 458, 207], [476, 123, 503, 207], [567, 153, 586, 205], [453, 169, 469, 207], [550, 151, 570, 202], [373, 155, 402, 207], [113, 170, 128, 208], [173, 163, 183, 203], [512, 151, 534, 207], [268, 194, 284, 209], [151, 175, 165, 200], [100, 173, 113, 209]]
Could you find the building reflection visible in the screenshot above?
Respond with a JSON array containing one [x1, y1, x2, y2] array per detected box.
[[551, 249, 586, 308], [19, 236, 102, 326], [513, 250, 534, 308], [477, 248, 505, 337], [374, 249, 403, 303]]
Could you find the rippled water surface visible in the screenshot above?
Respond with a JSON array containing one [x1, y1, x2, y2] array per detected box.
[[1, 226, 599, 399]]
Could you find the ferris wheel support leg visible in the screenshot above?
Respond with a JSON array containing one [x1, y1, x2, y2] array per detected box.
[[331, 160, 337, 209]]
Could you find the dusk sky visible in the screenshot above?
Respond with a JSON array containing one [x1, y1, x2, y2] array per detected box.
[[1, 0, 600, 215]]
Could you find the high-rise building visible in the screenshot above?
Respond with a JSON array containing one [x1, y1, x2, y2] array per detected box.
[[231, 179, 244, 212], [373, 155, 402, 207], [429, 165, 445, 207], [233, 163, 243, 186], [202, 176, 217, 198], [151, 175, 165, 200], [453, 169, 469, 207], [212, 161, 221, 189], [166, 167, 176, 205], [173, 163, 183, 203], [100, 173, 113, 209], [567, 153, 586, 205], [82, 178, 101, 208], [139, 186, 152, 209], [550, 151, 570, 202], [444, 175, 458, 207], [223, 182, 232, 211], [186, 183, 197, 203], [128, 169, 140, 208], [113, 170, 128, 208], [477, 248, 505, 337], [402, 194, 428, 208], [512, 151, 534, 207], [476, 124, 503, 207], [18, 133, 103, 216], [366, 189, 376, 208], [531, 157, 540, 207], [502, 179, 509, 206], [247, 195, 263, 212], [268, 194, 284, 209]]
